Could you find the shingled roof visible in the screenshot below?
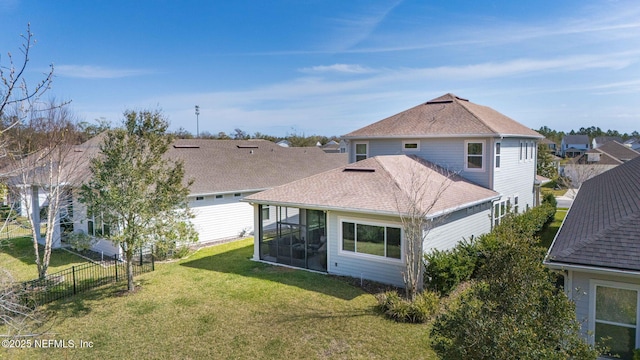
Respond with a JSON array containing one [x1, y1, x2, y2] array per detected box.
[[571, 141, 640, 165], [343, 93, 542, 139], [243, 155, 499, 217], [545, 156, 640, 272]]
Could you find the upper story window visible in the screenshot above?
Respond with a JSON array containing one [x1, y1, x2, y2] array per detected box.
[[355, 142, 368, 162], [495, 142, 501, 169], [465, 141, 485, 171], [402, 140, 420, 152]]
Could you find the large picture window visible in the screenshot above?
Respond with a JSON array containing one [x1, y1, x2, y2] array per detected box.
[[465, 141, 484, 171], [593, 283, 640, 360], [341, 220, 401, 259]]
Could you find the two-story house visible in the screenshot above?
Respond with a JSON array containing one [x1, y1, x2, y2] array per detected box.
[[561, 135, 590, 158], [244, 94, 543, 287]]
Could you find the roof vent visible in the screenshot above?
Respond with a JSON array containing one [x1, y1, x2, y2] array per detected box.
[[173, 144, 200, 149], [343, 167, 375, 173], [237, 145, 259, 149]]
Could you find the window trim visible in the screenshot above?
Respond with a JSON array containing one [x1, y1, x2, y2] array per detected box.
[[354, 142, 369, 162], [494, 142, 501, 170], [589, 280, 640, 350], [402, 140, 420, 152], [337, 216, 403, 263], [464, 140, 485, 172]]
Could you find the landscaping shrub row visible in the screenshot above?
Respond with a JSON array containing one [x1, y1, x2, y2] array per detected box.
[[424, 196, 557, 296]]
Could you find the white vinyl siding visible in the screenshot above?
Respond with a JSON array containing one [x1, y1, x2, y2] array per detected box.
[[189, 193, 256, 242], [492, 138, 537, 211]]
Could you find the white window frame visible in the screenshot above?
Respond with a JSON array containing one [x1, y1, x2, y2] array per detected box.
[[402, 140, 420, 152], [354, 142, 369, 162], [589, 280, 640, 351], [494, 142, 501, 170], [464, 140, 485, 172], [492, 199, 508, 227], [337, 216, 403, 263]]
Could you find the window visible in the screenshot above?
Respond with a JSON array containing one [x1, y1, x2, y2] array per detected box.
[[261, 206, 270, 220], [402, 141, 420, 152], [592, 282, 640, 360], [341, 220, 401, 259], [465, 141, 484, 171], [234, 193, 242, 197], [87, 211, 111, 237], [530, 141, 535, 159], [525, 142, 529, 160], [514, 196, 519, 214], [520, 142, 524, 161], [355, 142, 368, 162], [195, 196, 204, 201], [493, 200, 507, 227], [215, 195, 223, 199], [495, 142, 501, 169]]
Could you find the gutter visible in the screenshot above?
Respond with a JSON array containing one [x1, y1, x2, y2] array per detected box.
[[342, 134, 544, 140], [543, 260, 640, 278], [189, 188, 269, 198]]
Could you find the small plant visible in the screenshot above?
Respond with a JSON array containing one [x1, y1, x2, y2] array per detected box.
[[65, 231, 97, 252], [376, 290, 439, 323]]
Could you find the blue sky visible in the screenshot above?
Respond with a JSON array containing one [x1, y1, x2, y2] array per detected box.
[[1, 0, 639, 137]]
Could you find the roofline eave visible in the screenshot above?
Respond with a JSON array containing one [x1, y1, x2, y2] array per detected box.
[[544, 260, 640, 278], [342, 133, 543, 140]]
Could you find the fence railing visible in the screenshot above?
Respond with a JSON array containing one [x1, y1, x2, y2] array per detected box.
[[19, 248, 154, 307]]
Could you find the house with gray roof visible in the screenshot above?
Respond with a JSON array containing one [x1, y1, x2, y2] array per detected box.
[[562, 141, 640, 188], [243, 93, 543, 286], [561, 134, 590, 158], [7, 137, 347, 257], [544, 156, 640, 359]]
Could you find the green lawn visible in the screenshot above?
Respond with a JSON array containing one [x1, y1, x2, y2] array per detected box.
[[2, 239, 434, 360], [0, 236, 90, 282], [538, 208, 568, 249]]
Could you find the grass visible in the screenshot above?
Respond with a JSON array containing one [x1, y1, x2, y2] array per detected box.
[[538, 208, 569, 249], [0, 236, 90, 282], [2, 239, 434, 360]]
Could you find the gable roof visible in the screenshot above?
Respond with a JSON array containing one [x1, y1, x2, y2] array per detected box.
[[546, 156, 640, 272], [343, 93, 542, 139], [593, 136, 622, 146], [243, 155, 500, 217]]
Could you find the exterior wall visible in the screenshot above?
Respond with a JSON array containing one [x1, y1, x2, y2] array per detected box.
[[349, 137, 493, 189], [425, 204, 493, 251], [492, 138, 537, 211], [189, 192, 257, 242], [566, 270, 640, 343]]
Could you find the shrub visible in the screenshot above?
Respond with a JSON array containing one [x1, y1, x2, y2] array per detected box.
[[376, 290, 439, 323], [65, 231, 97, 252], [424, 238, 478, 296]]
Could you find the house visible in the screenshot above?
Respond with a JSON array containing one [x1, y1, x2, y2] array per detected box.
[[592, 136, 622, 149], [6, 137, 347, 257], [624, 138, 640, 151], [562, 141, 639, 188], [320, 140, 341, 153], [561, 135, 590, 158], [544, 156, 640, 359], [243, 93, 543, 287], [541, 138, 558, 155]]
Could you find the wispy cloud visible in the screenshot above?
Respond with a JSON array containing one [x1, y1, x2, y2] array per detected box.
[[298, 64, 376, 74], [55, 65, 153, 79]]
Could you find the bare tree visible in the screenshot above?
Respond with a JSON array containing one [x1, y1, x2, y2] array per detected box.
[[391, 156, 455, 300], [0, 24, 55, 337], [7, 102, 85, 279]]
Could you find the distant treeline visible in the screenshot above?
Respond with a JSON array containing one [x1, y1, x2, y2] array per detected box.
[[171, 127, 340, 147], [536, 126, 639, 145]]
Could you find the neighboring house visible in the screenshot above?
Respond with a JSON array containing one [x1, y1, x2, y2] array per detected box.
[[561, 135, 590, 158], [321, 140, 341, 153], [562, 141, 640, 188], [544, 156, 640, 359], [276, 139, 290, 147], [7, 137, 347, 257], [624, 138, 640, 151], [541, 138, 558, 155], [592, 136, 622, 149], [243, 93, 543, 287]]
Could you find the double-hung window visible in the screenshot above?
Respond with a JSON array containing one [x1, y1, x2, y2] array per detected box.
[[355, 142, 368, 162], [495, 142, 501, 169], [592, 281, 640, 360], [465, 141, 484, 171]]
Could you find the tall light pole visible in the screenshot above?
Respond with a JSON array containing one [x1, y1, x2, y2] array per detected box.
[[195, 105, 200, 138]]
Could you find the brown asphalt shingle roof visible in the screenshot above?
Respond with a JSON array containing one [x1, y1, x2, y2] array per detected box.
[[572, 141, 640, 165], [546, 156, 640, 271], [244, 155, 500, 217], [343, 93, 542, 139]]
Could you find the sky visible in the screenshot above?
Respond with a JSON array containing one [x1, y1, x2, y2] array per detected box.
[[0, 0, 639, 137]]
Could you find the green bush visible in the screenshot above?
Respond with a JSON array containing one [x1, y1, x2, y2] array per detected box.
[[65, 231, 97, 252], [376, 290, 439, 323], [424, 238, 478, 296]]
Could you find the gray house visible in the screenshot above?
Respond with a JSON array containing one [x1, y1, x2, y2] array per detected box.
[[244, 93, 543, 286], [544, 156, 640, 360], [561, 135, 590, 158]]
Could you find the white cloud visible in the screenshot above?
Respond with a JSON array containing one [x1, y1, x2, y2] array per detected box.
[[55, 65, 153, 79], [298, 64, 376, 74]]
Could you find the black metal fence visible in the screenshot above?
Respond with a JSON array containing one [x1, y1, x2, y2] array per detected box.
[[19, 248, 154, 307]]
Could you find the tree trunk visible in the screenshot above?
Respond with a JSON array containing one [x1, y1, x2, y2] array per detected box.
[[126, 251, 135, 292]]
